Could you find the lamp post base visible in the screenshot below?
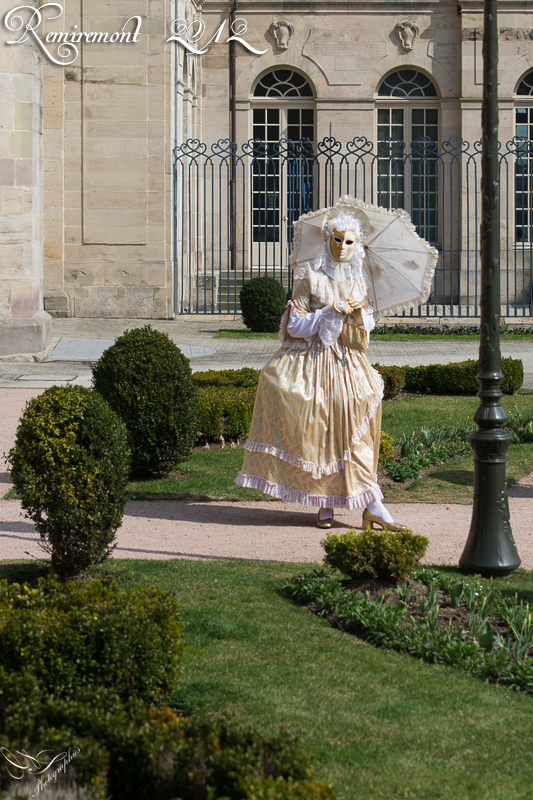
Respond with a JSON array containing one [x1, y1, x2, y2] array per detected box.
[[460, 428, 521, 577]]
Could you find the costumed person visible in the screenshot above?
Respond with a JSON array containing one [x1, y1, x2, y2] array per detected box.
[[235, 199, 407, 531]]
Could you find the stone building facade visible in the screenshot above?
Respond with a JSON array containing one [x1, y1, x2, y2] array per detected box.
[[1, 0, 533, 353]]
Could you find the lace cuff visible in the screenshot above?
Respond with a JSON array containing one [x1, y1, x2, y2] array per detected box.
[[362, 307, 375, 334], [318, 305, 344, 348], [287, 305, 324, 339]]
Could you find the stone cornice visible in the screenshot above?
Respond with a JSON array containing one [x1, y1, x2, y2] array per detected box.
[[459, 0, 533, 10], [201, 1, 459, 11]]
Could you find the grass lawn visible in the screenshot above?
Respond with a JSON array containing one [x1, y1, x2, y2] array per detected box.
[[124, 393, 533, 504], [2, 558, 532, 800], [215, 328, 533, 342]]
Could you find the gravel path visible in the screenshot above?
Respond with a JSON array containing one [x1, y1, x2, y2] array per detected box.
[[1, 388, 532, 569]]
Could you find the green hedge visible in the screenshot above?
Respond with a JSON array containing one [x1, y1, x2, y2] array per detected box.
[[373, 364, 405, 400], [192, 368, 260, 389], [1, 694, 334, 800], [0, 577, 183, 703], [196, 386, 256, 442], [402, 357, 523, 395], [0, 578, 333, 799], [192, 357, 524, 445]]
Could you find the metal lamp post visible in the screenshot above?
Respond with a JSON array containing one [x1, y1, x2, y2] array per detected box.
[[459, 0, 521, 576]]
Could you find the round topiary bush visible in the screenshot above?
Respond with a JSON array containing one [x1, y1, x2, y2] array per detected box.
[[8, 385, 130, 578], [92, 325, 198, 477], [240, 277, 288, 332]]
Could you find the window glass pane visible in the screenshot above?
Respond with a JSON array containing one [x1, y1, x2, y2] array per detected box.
[[267, 109, 279, 123], [302, 109, 314, 124], [412, 109, 424, 124], [391, 108, 403, 124], [517, 72, 533, 96], [287, 108, 300, 124]]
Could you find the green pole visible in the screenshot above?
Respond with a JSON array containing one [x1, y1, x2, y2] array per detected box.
[[459, 0, 521, 576]]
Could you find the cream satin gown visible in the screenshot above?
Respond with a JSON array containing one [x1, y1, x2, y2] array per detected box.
[[235, 261, 384, 510]]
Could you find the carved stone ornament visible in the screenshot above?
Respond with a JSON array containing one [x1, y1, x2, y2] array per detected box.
[[270, 20, 295, 51], [395, 20, 421, 52]]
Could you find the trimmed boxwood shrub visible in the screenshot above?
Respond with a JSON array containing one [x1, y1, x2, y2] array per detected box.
[[192, 367, 260, 389], [1, 692, 335, 800], [92, 325, 198, 477], [240, 277, 288, 333], [0, 577, 184, 702], [7, 386, 130, 578], [197, 385, 256, 442], [402, 357, 523, 395], [373, 364, 405, 399], [323, 529, 429, 582]]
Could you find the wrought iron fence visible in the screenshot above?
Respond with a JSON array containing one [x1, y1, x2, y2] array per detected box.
[[173, 136, 533, 317]]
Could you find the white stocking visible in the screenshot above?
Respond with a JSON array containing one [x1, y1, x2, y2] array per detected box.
[[318, 507, 333, 520], [366, 499, 394, 523]]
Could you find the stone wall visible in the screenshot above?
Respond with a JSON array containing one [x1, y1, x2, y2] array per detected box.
[[42, 0, 177, 318], [4, 0, 533, 320], [0, 0, 52, 358]]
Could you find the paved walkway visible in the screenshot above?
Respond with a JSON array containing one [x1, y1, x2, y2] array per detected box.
[[1, 316, 533, 388], [1, 318, 532, 569]]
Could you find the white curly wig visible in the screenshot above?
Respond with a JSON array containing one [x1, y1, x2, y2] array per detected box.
[[322, 212, 365, 245]]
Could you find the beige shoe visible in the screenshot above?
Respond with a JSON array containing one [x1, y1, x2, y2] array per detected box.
[[316, 510, 334, 529], [362, 509, 408, 532]]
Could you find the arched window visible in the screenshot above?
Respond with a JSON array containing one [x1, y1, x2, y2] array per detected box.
[[252, 69, 314, 145], [515, 71, 533, 243], [376, 70, 439, 243], [253, 69, 314, 98], [251, 70, 315, 250], [378, 69, 438, 98]]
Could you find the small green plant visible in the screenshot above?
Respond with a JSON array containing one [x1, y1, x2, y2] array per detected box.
[[379, 431, 395, 464], [92, 325, 198, 477], [283, 568, 533, 695], [240, 277, 288, 333], [323, 529, 429, 582], [7, 386, 130, 578], [385, 422, 474, 483], [506, 405, 533, 443]]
